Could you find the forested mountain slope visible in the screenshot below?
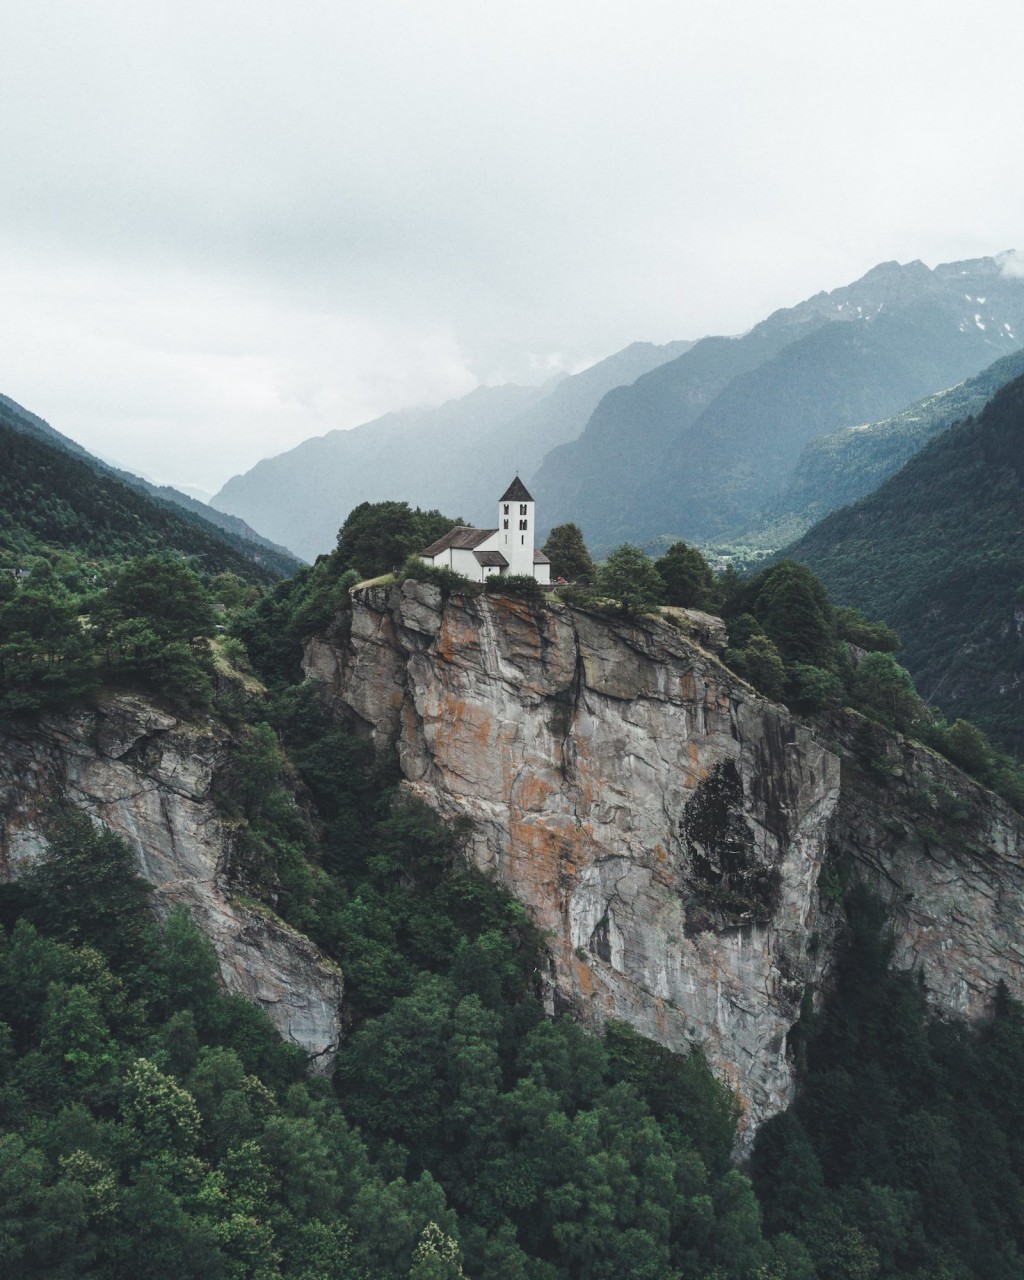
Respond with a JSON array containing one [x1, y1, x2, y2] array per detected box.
[[789, 372, 1024, 751], [211, 340, 691, 562], [0, 394, 302, 573], [0, 413, 292, 581], [741, 345, 1024, 548], [4, 480, 1024, 1274], [531, 254, 1024, 551]]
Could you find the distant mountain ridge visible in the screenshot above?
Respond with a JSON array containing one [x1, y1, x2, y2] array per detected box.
[[531, 254, 1024, 551], [211, 340, 693, 562], [787, 370, 1024, 752]]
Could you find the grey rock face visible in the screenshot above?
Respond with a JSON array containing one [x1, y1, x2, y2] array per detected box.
[[0, 696, 343, 1070], [824, 713, 1024, 1021], [306, 583, 841, 1139], [307, 583, 1024, 1144]]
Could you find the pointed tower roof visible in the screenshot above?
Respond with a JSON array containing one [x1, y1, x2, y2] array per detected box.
[[500, 476, 534, 502]]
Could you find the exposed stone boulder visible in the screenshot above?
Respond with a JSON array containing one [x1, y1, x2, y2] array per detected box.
[[0, 695, 343, 1071]]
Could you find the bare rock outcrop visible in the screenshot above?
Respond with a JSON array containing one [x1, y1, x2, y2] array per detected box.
[[306, 581, 1024, 1143], [306, 582, 841, 1137], [824, 712, 1024, 1020], [0, 695, 343, 1070]]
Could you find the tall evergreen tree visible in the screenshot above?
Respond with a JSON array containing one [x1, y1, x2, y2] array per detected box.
[[655, 541, 721, 610], [541, 523, 595, 582]]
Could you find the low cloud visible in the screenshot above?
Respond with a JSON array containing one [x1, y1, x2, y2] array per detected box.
[[999, 250, 1024, 279], [0, 250, 477, 492]]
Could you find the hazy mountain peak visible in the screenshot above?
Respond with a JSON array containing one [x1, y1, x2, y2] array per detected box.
[[212, 338, 693, 561], [530, 253, 1024, 552]]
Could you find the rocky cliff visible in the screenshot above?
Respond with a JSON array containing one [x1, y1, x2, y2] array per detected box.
[[0, 695, 343, 1070], [305, 582, 1024, 1141], [825, 711, 1024, 1016]]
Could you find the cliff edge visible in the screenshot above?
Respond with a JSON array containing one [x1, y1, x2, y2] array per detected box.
[[306, 581, 1024, 1141], [0, 695, 344, 1070]]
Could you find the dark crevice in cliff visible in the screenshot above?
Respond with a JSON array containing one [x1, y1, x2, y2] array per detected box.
[[682, 759, 783, 933], [550, 609, 586, 780]]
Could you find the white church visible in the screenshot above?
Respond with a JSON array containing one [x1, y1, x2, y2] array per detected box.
[[418, 477, 551, 585]]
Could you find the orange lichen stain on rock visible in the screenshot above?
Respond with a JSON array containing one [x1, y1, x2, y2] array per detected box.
[[491, 596, 545, 667], [492, 593, 538, 630], [571, 952, 597, 996], [430, 691, 495, 765], [506, 811, 596, 931], [678, 671, 699, 702], [400, 700, 421, 749], [434, 608, 483, 667], [507, 818, 569, 900], [514, 770, 557, 815], [684, 740, 708, 778], [706, 686, 732, 725]]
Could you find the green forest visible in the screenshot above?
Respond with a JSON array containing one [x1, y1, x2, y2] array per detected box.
[[0, 413, 296, 581], [788, 372, 1024, 754], [3, 496, 1024, 1277]]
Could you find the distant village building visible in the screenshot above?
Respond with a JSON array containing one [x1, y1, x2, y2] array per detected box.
[[419, 477, 551, 585]]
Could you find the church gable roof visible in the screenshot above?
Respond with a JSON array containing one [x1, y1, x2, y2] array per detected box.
[[533, 549, 550, 564], [474, 550, 509, 567], [499, 476, 534, 502], [420, 526, 498, 556]]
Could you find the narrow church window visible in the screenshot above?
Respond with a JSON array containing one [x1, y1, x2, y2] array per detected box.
[[521, 536, 524, 544], [520, 504, 527, 515], [503, 504, 509, 515], [519, 519, 527, 530], [503, 519, 508, 530]]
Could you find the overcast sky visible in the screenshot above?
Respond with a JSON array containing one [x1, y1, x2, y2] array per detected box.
[[2, 0, 1022, 494]]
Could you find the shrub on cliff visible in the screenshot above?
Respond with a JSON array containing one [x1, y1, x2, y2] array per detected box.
[[655, 540, 722, 611], [336, 501, 460, 579], [541, 523, 595, 583], [484, 573, 544, 599], [400, 555, 482, 598], [0, 564, 97, 713]]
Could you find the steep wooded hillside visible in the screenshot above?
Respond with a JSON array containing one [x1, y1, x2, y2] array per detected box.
[[5, 488, 1024, 1275], [0, 411, 292, 581], [0, 393, 302, 573], [740, 345, 1024, 548], [789, 372, 1024, 751]]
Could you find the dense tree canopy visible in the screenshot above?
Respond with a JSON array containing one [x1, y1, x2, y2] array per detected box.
[[787, 371, 1024, 752], [752, 889, 1024, 1279], [335, 502, 460, 580], [655, 541, 721, 611], [597, 545, 664, 617], [541, 524, 595, 583], [5, 475, 1024, 1277], [0, 414, 289, 581]]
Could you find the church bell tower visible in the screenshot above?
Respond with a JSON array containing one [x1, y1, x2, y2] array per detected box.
[[498, 476, 535, 577]]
